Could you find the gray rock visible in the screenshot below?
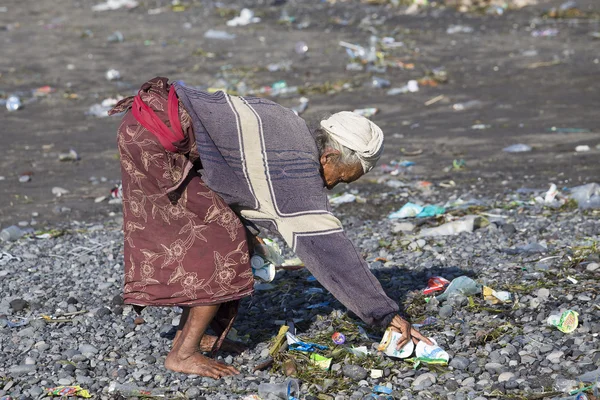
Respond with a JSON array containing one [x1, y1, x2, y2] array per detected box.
[[342, 365, 368, 381], [537, 288, 550, 300], [546, 351, 564, 364], [79, 344, 99, 355], [461, 377, 475, 387], [9, 364, 36, 375], [579, 368, 600, 383], [498, 372, 515, 382], [96, 307, 112, 318], [17, 327, 36, 338], [450, 356, 470, 370], [439, 304, 453, 319], [10, 298, 29, 312], [485, 362, 504, 374], [502, 223, 516, 235], [412, 372, 436, 389], [586, 262, 599, 272], [186, 386, 201, 398], [392, 222, 415, 233]]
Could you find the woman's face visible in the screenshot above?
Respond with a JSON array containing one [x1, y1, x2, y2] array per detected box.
[[320, 150, 364, 190]]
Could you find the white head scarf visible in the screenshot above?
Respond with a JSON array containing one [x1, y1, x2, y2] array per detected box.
[[320, 111, 384, 173]]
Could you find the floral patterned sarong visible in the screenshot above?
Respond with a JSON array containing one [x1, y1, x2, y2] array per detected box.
[[111, 77, 254, 307]]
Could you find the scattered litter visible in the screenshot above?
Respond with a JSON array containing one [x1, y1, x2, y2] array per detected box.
[[414, 337, 450, 365], [6, 95, 21, 111], [258, 378, 300, 400], [388, 202, 423, 219], [46, 386, 91, 398], [204, 29, 236, 40], [373, 385, 393, 396], [503, 143, 532, 153], [348, 346, 369, 357], [566, 276, 578, 285], [569, 183, 600, 209], [435, 276, 482, 302], [59, 149, 80, 162], [549, 127, 591, 133], [295, 41, 308, 55], [105, 69, 121, 81], [107, 31, 124, 43], [290, 97, 309, 116], [4, 316, 29, 328], [92, 0, 138, 11], [331, 332, 346, 345], [425, 94, 446, 106], [378, 329, 415, 358], [370, 369, 384, 379], [329, 193, 365, 205], [371, 77, 391, 89], [251, 254, 276, 283], [452, 100, 482, 111], [86, 97, 122, 118], [227, 8, 260, 27], [309, 354, 332, 370], [446, 25, 474, 34], [548, 310, 579, 333], [18, 174, 31, 183], [386, 80, 419, 95], [532, 28, 559, 37], [419, 215, 486, 237], [483, 286, 512, 304], [108, 382, 165, 398], [52, 187, 69, 197], [534, 183, 566, 207], [287, 332, 328, 352], [0, 251, 22, 265], [575, 145, 590, 152], [353, 108, 378, 118], [423, 276, 451, 295], [1, 225, 25, 242]]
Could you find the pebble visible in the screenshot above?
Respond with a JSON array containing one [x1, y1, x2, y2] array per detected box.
[[537, 288, 550, 300], [439, 304, 453, 319], [498, 372, 515, 382], [546, 351, 564, 364], [342, 365, 368, 381], [450, 356, 470, 370], [587, 262, 599, 272], [9, 364, 36, 375], [9, 298, 29, 311], [413, 373, 436, 389], [79, 344, 99, 355]]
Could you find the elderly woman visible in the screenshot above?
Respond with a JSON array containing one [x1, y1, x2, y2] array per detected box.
[[110, 77, 430, 378]]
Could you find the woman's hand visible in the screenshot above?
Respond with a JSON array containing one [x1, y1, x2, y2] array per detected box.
[[389, 315, 434, 349]]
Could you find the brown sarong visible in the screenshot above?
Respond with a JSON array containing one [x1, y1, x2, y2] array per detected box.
[[111, 77, 254, 309]]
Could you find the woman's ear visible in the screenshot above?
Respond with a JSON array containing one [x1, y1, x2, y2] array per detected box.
[[319, 148, 341, 166]]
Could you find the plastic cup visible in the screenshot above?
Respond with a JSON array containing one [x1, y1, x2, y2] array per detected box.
[[258, 378, 299, 400]]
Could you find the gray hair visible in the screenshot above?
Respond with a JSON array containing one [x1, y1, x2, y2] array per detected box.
[[314, 128, 361, 167]]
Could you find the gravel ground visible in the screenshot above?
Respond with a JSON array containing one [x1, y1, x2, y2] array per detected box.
[[1, 178, 599, 400]]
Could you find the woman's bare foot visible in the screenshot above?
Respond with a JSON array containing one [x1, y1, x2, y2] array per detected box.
[[173, 331, 247, 354], [165, 351, 239, 378], [199, 335, 248, 354]]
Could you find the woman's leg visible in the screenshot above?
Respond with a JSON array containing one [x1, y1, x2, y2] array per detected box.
[[165, 305, 239, 378]]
